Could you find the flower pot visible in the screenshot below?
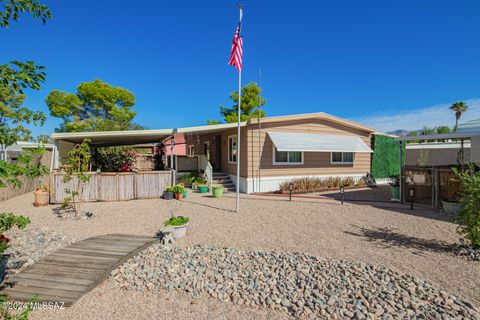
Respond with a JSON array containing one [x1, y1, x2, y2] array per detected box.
[[212, 186, 224, 198], [390, 185, 400, 201], [175, 193, 183, 200], [163, 191, 174, 200], [171, 223, 188, 239], [182, 191, 188, 199], [198, 186, 209, 193], [33, 188, 49, 207], [442, 200, 461, 215]]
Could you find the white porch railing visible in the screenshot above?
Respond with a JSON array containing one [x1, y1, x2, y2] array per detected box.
[[197, 155, 213, 184]]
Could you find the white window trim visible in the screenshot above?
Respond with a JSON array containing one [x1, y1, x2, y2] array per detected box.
[[272, 146, 304, 165], [330, 152, 354, 164], [187, 145, 195, 157], [228, 135, 237, 164]]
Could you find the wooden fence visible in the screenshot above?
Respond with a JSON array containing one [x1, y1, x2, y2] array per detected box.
[[50, 171, 174, 203]]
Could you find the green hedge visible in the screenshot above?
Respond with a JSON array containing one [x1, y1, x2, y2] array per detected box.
[[371, 134, 405, 179]]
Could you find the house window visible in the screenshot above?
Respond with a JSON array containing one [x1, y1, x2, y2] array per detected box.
[[228, 135, 237, 163], [331, 152, 354, 164], [188, 145, 195, 156], [273, 147, 303, 165]]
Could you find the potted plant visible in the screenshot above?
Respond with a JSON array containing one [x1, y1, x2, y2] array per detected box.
[[197, 183, 209, 193], [163, 186, 174, 200], [211, 184, 224, 198], [164, 201, 189, 239], [388, 175, 400, 201], [442, 176, 462, 214], [173, 184, 186, 200], [33, 184, 49, 207]]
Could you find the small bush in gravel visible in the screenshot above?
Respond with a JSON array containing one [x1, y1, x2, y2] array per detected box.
[[454, 167, 480, 249]]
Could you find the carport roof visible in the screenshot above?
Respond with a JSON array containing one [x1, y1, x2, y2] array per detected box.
[[50, 122, 248, 146], [51, 129, 174, 146]]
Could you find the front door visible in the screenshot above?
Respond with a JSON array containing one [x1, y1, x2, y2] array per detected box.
[[212, 135, 222, 171], [204, 141, 211, 161]]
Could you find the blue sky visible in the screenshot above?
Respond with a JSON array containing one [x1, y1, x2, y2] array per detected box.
[[1, 0, 480, 136]]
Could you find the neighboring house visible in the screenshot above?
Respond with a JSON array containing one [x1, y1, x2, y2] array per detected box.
[[406, 141, 471, 166], [458, 119, 480, 162], [51, 112, 374, 193]]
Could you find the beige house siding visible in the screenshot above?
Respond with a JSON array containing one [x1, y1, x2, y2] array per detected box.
[[246, 119, 371, 178], [183, 127, 248, 176], [182, 117, 372, 184]]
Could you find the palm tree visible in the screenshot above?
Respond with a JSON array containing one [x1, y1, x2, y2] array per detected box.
[[450, 101, 468, 132]]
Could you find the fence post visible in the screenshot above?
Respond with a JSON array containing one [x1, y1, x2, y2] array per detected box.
[[171, 169, 176, 186]]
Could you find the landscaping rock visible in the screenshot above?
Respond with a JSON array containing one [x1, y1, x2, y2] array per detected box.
[[0, 228, 76, 283], [454, 245, 480, 261], [109, 244, 480, 319]]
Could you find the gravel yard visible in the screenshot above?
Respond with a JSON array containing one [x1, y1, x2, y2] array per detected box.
[[0, 189, 478, 319]]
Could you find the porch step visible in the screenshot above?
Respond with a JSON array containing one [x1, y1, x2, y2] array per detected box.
[[211, 172, 236, 191]]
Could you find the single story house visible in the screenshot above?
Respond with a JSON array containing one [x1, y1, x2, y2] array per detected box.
[[51, 112, 374, 193]]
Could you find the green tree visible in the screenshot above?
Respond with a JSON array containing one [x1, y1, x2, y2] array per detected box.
[[62, 139, 92, 217], [0, 1, 52, 319], [0, 0, 51, 28], [46, 79, 144, 132], [209, 82, 266, 124], [450, 101, 468, 132], [436, 126, 451, 134]]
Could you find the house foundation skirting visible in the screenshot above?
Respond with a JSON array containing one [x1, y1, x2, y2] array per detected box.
[[229, 173, 366, 194]]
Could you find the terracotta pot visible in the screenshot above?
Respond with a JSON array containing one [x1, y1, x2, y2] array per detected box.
[[33, 188, 49, 207], [175, 193, 183, 200]]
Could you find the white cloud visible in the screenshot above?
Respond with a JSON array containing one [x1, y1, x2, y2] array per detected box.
[[352, 98, 480, 133]]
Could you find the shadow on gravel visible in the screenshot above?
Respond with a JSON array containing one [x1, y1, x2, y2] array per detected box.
[[183, 199, 235, 213], [321, 186, 453, 223], [345, 226, 456, 254]]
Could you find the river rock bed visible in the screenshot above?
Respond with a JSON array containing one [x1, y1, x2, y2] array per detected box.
[[109, 244, 479, 319], [0, 228, 76, 283], [455, 246, 480, 261]]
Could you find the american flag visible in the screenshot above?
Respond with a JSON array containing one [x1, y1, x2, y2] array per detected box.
[[228, 23, 243, 72]]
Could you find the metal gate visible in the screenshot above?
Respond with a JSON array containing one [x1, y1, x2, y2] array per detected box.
[[401, 166, 457, 208], [402, 166, 433, 206]]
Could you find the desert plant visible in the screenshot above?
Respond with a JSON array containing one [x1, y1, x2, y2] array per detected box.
[[62, 139, 92, 217], [453, 167, 480, 248]]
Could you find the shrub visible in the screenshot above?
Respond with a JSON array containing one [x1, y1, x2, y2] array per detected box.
[[91, 146, 138, 172], [178, 171, 207, 186], [453, 167, 480, 248], [165, 186, 174, 192], [279, 176, 357, 193]]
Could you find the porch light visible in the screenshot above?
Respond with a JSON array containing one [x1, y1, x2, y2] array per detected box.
[[340, 186, 345, 205], [289, 183, 294, 202], [409, 187, 415, 210]]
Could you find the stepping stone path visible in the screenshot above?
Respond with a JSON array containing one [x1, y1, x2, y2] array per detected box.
[[0, 234, 157, 306]]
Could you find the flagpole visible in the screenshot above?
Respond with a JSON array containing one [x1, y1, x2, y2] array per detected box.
[[235, 4, 243, 213]]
